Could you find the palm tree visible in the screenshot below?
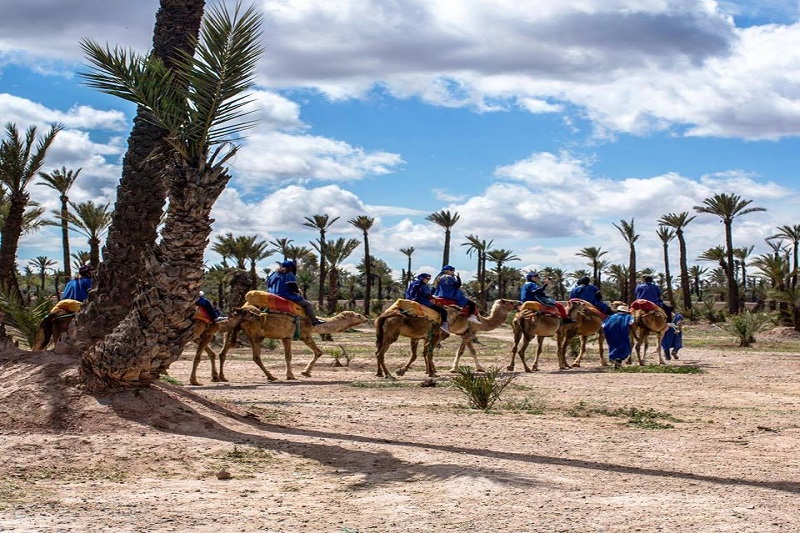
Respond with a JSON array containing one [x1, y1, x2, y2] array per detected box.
[[73, 0, 207, 348], [688, 265, 708, 299], [313, 237, 359, 314], [486, 248, 520, 298], [575, 246, 608, 286], [39, 166, 81, 278], [606, 263, 629, 302], [462, 234, 493, 308], [734, 245, 755, 302], [71, 251, 91, 273], [399, 246, 415, 286], [426, 209, 460, 266], [656, 226, 676, 307], [303, 214, 339, 307], [0, 193, 46, 237], [63, 201, 112, 269], [0, 123, 63, 297], [697, 246, 728, 303], [349, 215, 374, 316], [612, 219, 639, 299], [285, 244, 314, 265], [694, 193, 766, 314], [269, 237, 294, 260], [768, 225, 800, 290], [28, 256, 57, 294], [658, 212, 696, 317], [77, 2, 264, 390], [212, 232, 246, 268]]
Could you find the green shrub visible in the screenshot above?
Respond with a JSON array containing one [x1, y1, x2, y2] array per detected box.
[[449, 366, 516, 411], [0, 290, 52, 349], [716, 311, 776, 347]]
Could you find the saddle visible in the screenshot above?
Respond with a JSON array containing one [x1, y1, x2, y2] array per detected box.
[[568, 298, 606, 319], [630, 299, 662, 314], [520, 301, 561, 317], [387, 299, 443, 323], [245, 290, 307, 318], [49, 299, 82, 319], [194, 306, 214, 324], [432, 297, 471, 317]]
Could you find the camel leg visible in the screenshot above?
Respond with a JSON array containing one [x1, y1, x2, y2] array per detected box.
[[656, 331, 666, 365], [509, 322, 524, 371], [449, 338, 467, 372], [396, 338, 420, 376], [571, 335, 587, 368], [465, 340, 484, 372], [597, 330, 608, 366], [374, 345, 395, 380], [217, 330, 239, 383], [423, 337, 438, 377], [247, 337, 278, 382], [556, 330, 571, 369], [280, 338, 296, 380], [531, 336, 546, 371], [205, 347, 219, 381], [300, 338, 324, 377]]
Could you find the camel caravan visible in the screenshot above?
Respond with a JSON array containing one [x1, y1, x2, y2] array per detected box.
[[32, 278, 672, 383]]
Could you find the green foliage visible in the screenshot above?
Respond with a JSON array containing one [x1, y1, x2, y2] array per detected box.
[[566, 401, 681, 429], [501, 395, 546, 414], [159, 374, 182, 386], [716, 311, 776, 347], [449, 366, 516, 411], [695, 298, 726, 323], [0, 289, 52, 348]]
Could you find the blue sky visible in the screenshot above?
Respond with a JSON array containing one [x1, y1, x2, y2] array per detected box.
[[2, 0, 800, 284]]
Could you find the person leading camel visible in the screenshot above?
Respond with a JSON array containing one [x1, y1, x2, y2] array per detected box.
[[434, 265, 480, 323], [405, 272, 450, 333], [603, 304, 635, 369], [267, 260, 325, 326], [62, 264, 93, 302], [661, 309, 684, 360], [520, 271, 571, 322], [569, 276, 612, 316]]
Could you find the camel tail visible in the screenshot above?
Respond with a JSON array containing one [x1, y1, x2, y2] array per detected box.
[[375, 315, 387, 351], [32, 314, 54, 351]]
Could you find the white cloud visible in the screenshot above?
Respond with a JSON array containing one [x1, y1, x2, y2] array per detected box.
[[0, 93, 128, 131]]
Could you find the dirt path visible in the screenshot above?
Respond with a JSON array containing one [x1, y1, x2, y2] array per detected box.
[[1, 325, 799, 532]]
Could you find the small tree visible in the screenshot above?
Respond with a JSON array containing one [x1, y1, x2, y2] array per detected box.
[[450, 366, 516, 411]]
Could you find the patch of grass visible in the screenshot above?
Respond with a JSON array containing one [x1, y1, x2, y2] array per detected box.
[[220, 444, 275, 467], [566, 401, 681, 429], [449, 366, 516, 411], [159, 374, 183, 385], [613, 364, 703, 374], [502, 395, 546, 414]]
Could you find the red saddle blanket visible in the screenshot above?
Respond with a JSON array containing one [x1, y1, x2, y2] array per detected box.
[[245, 290, 305, 317], [194, 306, 213, 324], [568, 298, 607, 319], [630, 299, 660, 313], [431, 297, 470, 316]]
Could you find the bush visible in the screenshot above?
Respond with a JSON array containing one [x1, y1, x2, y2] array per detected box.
[[695, 298, 726, 323], [449, 366, 516, 411], [716, 311, 776, 347]]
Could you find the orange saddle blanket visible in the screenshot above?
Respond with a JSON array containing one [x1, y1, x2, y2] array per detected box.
[[630, 299, 661, 313], [568, 298, 607, 319], [245, 290, 306, 317], [387, 299, 442, 323], [520, 301, 561, 317]]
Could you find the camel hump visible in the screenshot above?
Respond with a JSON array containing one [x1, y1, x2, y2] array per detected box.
[[388, 299, 442, 323], [568, 298, 605, 318], [630, 299, 660, 313]]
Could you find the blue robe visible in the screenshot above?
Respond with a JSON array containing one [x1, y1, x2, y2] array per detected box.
[[62, 277, 92, 302], [569, 283, 611, 315], [405, 279, 435, 308], [267, 271, 303, 303], [661, 313, 684, 353], [603, 312, 634, 362], [434, 274, 469, 306], [634, 282, 663, 305]]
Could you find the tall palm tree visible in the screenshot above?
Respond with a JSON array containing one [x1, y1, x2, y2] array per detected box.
[[399, 246, 415, 286], [63, 201, 113, 269], [575, 246, 608, 286], [39, 166, 81, 278], [612, 219, 639, 299], [656, 226, 676, 307], [269, 237, 293, 260], [285, 244, 314, 265], [688, 265, 708, 298], [0, 123, 63, 297], [658, 212, 696, 317], [0, 193, 46, 236], [768, 225, 800, 290], [426, 209, 460, 266], [486, 248, 520, 298], [606, 263, 629, 302], [313, 237, 359, 314], [462, 234, 493, 308], [73, 0, 207, 348], [733, 245, 754, 301], [694, 193, 766, 314], [77, 2, 264, 391], [28, 256, 57, 294], [349, 215, 374, 316], [211, 232, 247, 269], [697, 245, 728, 303], [303, 214, 339, 307]]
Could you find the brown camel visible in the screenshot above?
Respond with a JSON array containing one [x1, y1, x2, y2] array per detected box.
[[509, 307, 564, 372], [188, 318, 237, 385], [446, 298, 521, 372], [375, 300, 463, 379], [629, 300, 668, 365], [31, 300, 83, 351], [557, 299, 608, 368], [215, 304, 368, 382]]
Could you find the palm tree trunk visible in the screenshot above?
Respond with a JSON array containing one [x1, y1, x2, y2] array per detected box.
[[662, 243, 675, 306], [443, 229, 451, 266], [363, 236, 371, 316], [73, 0, 206, 348], [0, 192, 27, 298], [60, 197, 72, 278], [628, 247, 636, 301], [80, 164, 228, 391], [724, 222, 739, 314], [677, 231, 693, 318]]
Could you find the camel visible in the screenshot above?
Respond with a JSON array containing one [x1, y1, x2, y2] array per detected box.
[[31, 300, 82, 351], [188, 318, 237, 385], [509, 305, 564, 372], [214, 304, 368, 382], [557, 299, 608, 368], [445, 298, 521, 372], [628, 300, 669, 365], [375, 300, 463, 379]]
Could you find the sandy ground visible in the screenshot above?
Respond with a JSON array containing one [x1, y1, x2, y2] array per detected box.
[[1, 323, 799, 532]]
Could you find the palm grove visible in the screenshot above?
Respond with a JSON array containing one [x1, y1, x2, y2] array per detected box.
[[1, 1, 799, 393]]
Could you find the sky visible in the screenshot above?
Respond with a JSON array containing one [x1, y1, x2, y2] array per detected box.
[[2, 0, 800, 285]]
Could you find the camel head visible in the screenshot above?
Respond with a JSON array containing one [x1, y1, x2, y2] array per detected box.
[[493, 299, 522, 312], [314, 310, 370, 333]]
